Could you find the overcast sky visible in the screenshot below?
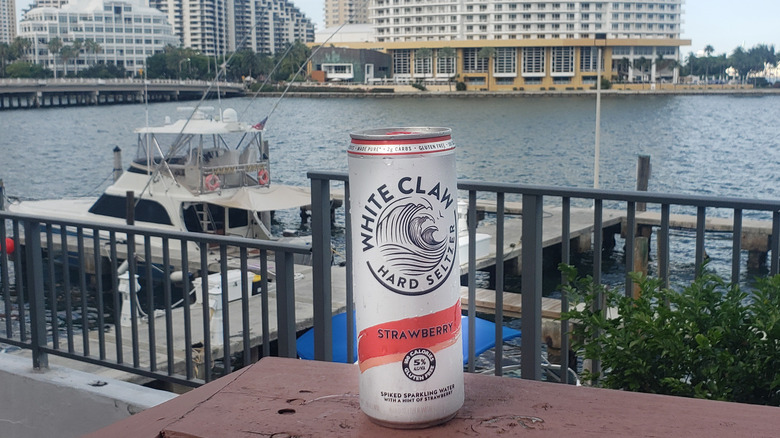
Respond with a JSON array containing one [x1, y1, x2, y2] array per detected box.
[[17, 0, 780, 56]]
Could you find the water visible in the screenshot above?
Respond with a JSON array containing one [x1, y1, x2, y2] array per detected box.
[[2, 94, 780, 290]]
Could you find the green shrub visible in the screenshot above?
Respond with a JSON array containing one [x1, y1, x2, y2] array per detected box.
[[411, 81, 427, 91], [455, 81, 467, 91], [560, 264, 780, 406]]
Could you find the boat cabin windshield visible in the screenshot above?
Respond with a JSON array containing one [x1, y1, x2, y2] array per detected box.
[[133, 108, 271, 194]]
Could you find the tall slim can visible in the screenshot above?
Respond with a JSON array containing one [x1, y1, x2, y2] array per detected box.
[[348, 127, 464, 428]]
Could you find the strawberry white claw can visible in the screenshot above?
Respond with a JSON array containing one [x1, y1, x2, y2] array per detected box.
[[348, 127, 464, 428]]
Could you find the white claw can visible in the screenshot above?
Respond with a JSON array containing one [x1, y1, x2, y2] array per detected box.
[[348, 127, 464, 428]]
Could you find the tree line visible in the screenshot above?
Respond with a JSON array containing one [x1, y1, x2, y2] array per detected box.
[[681, 44, 777, 83], [0, 38, 311, 83]]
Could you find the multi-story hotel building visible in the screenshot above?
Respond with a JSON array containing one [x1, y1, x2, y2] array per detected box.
[[18, 0, 179, 76], [0, 0, 16, 44], [325, 0, 691, 89], [150, 0, 314, 56], [232, 0, 315, 54], [325, 0, 370, 27]]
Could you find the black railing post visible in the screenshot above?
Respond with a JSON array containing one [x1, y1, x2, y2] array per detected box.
[[275, 251, 296, 358], [521, 193, 543, 380], [467, 191, 477, 373], [344, 181, 355, 364], [732, 209, 743, 284], [310, 177, 333, 362], [24, 220, 48, 369]]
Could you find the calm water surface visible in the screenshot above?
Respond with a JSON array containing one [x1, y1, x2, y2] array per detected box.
[[2, 94, 780, 288]]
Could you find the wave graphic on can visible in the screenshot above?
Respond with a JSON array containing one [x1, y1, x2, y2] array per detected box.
[[375, 197, 447, 275]]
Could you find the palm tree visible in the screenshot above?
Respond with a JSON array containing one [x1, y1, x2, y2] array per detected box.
[[437, 47, 457, 90], [703, 45, 714, 81], [477, 47, 496, 90], [71, 39, 83, 74], [84, 39, 102, 67], [60, 45, 78, 77], [633, 56, 651, 82], [47, 37, 63, 79], [615, 57, 631, 82], [414, 48, 432, 84]]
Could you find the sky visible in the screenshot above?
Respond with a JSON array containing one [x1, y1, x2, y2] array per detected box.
[[16, 0, 780, 57]]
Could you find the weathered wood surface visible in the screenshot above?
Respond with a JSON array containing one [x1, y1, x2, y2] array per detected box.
[[459, 287, 562, 320]]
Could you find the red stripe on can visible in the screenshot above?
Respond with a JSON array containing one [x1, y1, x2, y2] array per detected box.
[[358, 300, 461, 368]]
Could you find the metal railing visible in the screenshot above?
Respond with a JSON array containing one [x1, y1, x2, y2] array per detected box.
[[0, 210, 309, 387], [3, 174, 780, 387], [308, 171, 780, 383]]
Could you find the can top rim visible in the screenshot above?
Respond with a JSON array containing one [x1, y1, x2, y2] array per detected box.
[[349, 127, 452, 141]]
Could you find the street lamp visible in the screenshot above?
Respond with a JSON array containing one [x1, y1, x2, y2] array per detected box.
[[178, 58, 190, 79]]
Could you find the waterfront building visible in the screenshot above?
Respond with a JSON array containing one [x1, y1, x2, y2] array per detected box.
[[309, 46, 391, 82], [325, 0, 369, 27], [320, 0, 690, 89], [18, 0, 179, 76], [0, 0, 15, 44], [30, 0, 67, 8], [149, 0, 314, 55]]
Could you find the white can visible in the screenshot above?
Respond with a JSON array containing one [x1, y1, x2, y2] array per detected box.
[[348, 127, 464, 428]]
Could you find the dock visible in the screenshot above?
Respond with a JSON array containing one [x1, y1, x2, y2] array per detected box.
[[12, 264, 349, 385]]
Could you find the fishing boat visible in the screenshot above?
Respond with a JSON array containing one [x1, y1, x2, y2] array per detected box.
[[6, 106, 315, 279]]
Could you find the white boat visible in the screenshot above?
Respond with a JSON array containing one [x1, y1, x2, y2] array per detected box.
[[7, 106, 315, 276]]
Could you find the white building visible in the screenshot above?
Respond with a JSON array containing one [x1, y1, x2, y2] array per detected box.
[[149, 0, 228, 57], [150, 0, 314, 56], [0, 0, 16, 44], [233, 0, 315, 54], [325, 0, 369, 28], [18, 0, 179, 76], [328, 0, 689, 89], [370, 0, 683, 43]]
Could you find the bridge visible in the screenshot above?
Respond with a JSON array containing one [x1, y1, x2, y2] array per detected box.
[[0, 78, 246, 109]]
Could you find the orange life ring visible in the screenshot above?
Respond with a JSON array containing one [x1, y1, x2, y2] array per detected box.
[[257, 169, 270, 185], [204, 173, 221, 191]]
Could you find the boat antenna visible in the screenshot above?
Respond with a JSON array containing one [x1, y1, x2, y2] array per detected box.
[[252, 17, 355, 131]]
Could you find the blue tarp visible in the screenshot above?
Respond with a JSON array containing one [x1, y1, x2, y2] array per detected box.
[[296, 313, 521, 365]]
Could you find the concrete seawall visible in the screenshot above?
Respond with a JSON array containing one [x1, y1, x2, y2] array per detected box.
[[0, 354, 177, 437]]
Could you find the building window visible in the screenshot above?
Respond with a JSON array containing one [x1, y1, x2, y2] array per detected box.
[[522, 47, 545, 76], [494, 47, 517, 75], [393, 49, 410, 75], [551, 47, 574, 75], [463, 48, 488, 73], [612, 46, 630, 56], [414, 51, 432, 75], [580, 47, 599, 72], [436, 51, 455, 76]]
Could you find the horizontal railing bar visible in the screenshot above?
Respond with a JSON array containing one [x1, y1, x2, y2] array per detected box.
[[38, 347, 203, 388], [309, 171, 780, 212], [0, 211, 311, 254]]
